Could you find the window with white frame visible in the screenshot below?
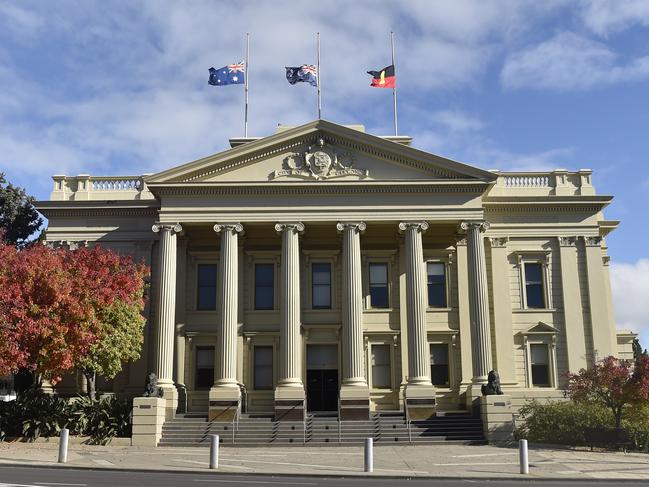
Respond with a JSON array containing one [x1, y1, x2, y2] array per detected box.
[[196, 264, 217, 310], [254, 263, 274, 310], [530, 344, 550, 387], [195, 347, 214, 389], [430, 344, 450, 387], [371, 344, 391, 389], [369, 263, 389, 308], [312, 262, 331, 309], [427, 262, 447, 308], [253, 346, 273, 390]]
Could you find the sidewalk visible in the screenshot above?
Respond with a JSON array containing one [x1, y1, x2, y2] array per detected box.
[[1, 441, 648, 479]]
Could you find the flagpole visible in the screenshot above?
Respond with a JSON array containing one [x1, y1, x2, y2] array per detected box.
[[317, 32, 322, 119], [244, 32, 250, 137], [391, 31, 398, 136]]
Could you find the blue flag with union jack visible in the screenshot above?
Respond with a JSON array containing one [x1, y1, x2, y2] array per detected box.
[[285, 65, 318, 87], [208, 62, 245, 86]]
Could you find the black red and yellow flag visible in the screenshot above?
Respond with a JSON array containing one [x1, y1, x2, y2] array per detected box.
[[367, 65, 395, 88]]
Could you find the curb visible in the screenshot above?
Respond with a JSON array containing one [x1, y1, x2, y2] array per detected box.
[[0, 461, 643, 482]]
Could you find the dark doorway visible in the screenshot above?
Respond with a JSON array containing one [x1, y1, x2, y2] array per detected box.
[[306, 344, 338, 413], [306, 369, 338, 411]]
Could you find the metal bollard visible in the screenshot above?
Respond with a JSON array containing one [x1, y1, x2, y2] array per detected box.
[[58, 428, 69, 464], [519, 439, 529, 474], [210, 434, 219, 469], [364, 437, 373, 473]]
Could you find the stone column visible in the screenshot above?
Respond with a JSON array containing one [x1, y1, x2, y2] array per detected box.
[[151, 223, 182, 418], [336, 222, 370, 420], [399, 221, 436, 419], [461, 221, 493, 399], [209, 223, 244, 422], [274, 222, 306, 420]]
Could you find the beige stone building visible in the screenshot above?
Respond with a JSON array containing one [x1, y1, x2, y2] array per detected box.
[[37, 120, 634, 423]]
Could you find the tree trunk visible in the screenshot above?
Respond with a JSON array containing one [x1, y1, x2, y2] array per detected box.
[[83, 370, 97, 400]]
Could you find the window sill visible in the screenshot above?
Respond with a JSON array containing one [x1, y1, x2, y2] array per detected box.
[[364, 308, 396, 313], [426, 307, 453, 312], [514, 308, 557, 313]]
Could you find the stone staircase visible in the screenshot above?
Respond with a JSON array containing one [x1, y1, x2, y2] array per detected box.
[[158, 411, 486, 447]]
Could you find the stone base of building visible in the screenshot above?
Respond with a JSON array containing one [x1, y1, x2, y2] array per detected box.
[[208, 385, 241, 422], [159, 384, 178, 420], [404, 383, 437, 420], [339, 385, 370, 420], [274, 386, 306, 421], [480, 394, 515, 445], [131, 397, 166, 446]]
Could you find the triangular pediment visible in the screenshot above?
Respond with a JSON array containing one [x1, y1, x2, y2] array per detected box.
[[145, 120, 496, 185], [521, 322, 559, 335]]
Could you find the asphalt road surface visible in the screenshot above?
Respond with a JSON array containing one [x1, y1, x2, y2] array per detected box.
[[0, 466, 647, 487]]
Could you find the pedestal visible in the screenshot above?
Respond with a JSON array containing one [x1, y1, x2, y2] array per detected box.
[[404, 384, 437, 420], [339, 385, 370, 421], [274, 386, 306, 421], [159, 384, 178, 420], [480, 394, 515, 445], [131, 397, 166, 446], [209, 385, 241, 422]]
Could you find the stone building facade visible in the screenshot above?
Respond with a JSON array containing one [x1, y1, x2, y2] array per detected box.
[[37, 120, 634, 421]]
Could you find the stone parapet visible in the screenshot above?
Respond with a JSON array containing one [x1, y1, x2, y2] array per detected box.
[[131, 397, 166, 447]]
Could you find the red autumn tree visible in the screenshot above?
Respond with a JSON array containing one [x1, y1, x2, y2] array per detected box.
[[0, 240, 148, 395], [566, 355, 649, 430]]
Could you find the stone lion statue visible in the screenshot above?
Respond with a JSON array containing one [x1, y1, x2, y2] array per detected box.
[[481, 370, 504, 396], [143, 372, 164, 398]]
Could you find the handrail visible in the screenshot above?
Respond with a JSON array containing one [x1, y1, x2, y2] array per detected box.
[[403, 389, 412, 444], [337, 396, 342, 444], [232, 398, 241, 444], [303, 398, 307, 444]]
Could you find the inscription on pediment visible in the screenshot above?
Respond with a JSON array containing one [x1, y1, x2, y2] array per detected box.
[[270, 137, 369, 180]]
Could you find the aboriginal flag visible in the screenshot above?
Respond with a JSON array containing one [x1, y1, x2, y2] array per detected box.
[[367, 65, 395, 88]]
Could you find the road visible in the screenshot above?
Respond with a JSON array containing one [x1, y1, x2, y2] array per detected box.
[[0, 466, 647, 487]]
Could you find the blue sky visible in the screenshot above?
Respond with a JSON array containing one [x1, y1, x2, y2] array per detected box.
[[1, 0, 648, 344]]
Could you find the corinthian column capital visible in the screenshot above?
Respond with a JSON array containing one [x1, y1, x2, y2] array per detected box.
[[336, 221, 366, 233], [213, 223, 244, 235], [460, 221, 490, 232], [152, 223, 182, 234], [275, 222, 305, 234], [398, 221, 429, 233]]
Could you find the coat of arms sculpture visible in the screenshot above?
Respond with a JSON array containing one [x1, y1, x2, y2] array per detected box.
[[270, 137, 369, 180]]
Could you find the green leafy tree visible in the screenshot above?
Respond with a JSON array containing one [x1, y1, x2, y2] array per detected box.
[[632, 338, 647, 363], [0, 173, 43, 247]]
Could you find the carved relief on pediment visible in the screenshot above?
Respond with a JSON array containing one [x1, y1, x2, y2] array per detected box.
[[270, 137, 369, 180]]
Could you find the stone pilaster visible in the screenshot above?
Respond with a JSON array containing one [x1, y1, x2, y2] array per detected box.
[[209, 223, 244, 422], [336, 222, 370, 420], [461, 221, 493, 403], [274, 222, 306, 421], [151, 222, 182, 418], [399, 221, 436, 419]]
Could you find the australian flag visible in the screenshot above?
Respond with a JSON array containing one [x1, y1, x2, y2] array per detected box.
[[208, 62, 245, 86], [285, 65, 318, 87]]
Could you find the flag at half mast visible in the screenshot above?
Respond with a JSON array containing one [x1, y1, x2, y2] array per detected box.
[[208, 62, 245, 86], [367, 64, 395, 88], [285, 65, 318, 87]]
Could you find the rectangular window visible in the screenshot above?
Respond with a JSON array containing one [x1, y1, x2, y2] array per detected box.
[[197, 264, 217, 310], [195, 347, 214, 389], [430, 344, 450, 387], [369, 263, 389, 308], [255, 263, 274, 310], [312, 263, 331, 309], [530, 344, 550, 387], [427, 262, 447, 308], [524, 263, 545, 308], [371, 344, 391, 389], [254, 346, 273, 390]]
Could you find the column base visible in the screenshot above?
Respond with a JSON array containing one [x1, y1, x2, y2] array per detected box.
[[480, 394, 515, 445], [159, 384, 178, 420], [274, 386, 306, 421], [208, 385, 241, 422], [467, 381, 486, 416], [404, 383, 436, 420], [339, 385, 370, 421]]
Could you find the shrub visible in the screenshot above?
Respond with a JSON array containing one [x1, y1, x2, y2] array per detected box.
[[0, 392, 131, 444]]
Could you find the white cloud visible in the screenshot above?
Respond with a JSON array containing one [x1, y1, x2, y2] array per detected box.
[[580, 0, 649, 36], [611, 259, 649, 341], [501, 32, 649, 90]]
